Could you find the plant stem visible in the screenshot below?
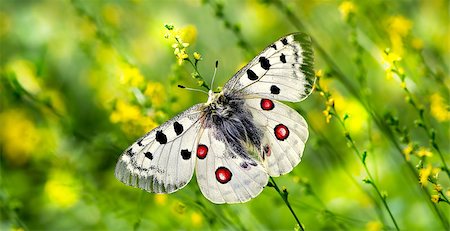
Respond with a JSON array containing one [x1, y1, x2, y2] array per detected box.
[[269, 177, 305, 231]]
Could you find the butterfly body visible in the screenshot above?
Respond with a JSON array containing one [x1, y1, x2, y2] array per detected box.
[[115, 33, 315, 203]]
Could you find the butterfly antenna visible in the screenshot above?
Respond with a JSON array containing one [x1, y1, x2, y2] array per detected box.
[[210, 60, 219, 90], [177, 85, 208, 95]]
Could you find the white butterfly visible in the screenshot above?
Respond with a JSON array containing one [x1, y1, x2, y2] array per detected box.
[[115, 33, 315, 204]]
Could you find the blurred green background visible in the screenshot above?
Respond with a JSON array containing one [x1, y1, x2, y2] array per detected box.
[[1, 0, 449, 230]]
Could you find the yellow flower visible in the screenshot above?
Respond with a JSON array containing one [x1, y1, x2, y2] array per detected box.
[[387, 16, 412, 56], [110, 100, 157, 136], [118, 63, 145, 87], [416, 147, 432, 157], [144, 82, 166, 109], [388, 16, 412, 37], [154, 194, 167, 205], [402, 143, 414, 161], [193, 52, 202, 60], [191, 212, 203, 227], [430, 93, 450, 122], [179, 24, 197, 44], [102, 3, 121, 27], [431, 195, 440, 203], [419, 164, 432, 186], [339, 1, 356, 20], [434, 184, 442, 192], [0, 109, 39, 165], [366, 220, 382, 231], [44, 170, 80, 208], [431, 167, 440, 179]]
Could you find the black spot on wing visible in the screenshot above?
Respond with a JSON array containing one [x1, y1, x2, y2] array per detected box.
[[144, 152, 153, 160], [173, 122, 183, 135], [280, 53, 286, 63], [181, 149, 191, 160], [247, 69, 258, 81], [259, 56, 271, 70], [281, 38, 288, 45], [156, 131, 167, 144], [270, 85, 280, 94], [271, 44, 277, 50]]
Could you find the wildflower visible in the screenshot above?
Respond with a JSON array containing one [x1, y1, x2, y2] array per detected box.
[[402, 143, 414, 161], [191, 212, 203, 227], [118, 63, 145, 87], [0, 109, 39, 165], [434, 184, 442, 192], [144, 82, 166, 109], [430, 93, 450, 122], [419, 164, 432, 186], [338, 1, 356, 21], [323, 106, 332, 123], [366, 220, 383, 231], [110, 100, 157, 136], [193, 52, 202, 61], [431, 167, 441, 179], [102, 3, 121, 27], [387, 15, 412, 55], [154, 194, 167, 205], [416, 147, 432, 158], [431, 195, 440, 203], [44, 170, 80, 208]]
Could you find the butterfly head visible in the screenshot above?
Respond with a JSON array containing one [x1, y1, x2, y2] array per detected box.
[[205, 90, 222, 106]]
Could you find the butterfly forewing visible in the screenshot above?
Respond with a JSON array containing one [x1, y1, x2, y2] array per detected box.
[[223, 33, 314, 102], [115, 104, 204, 193]]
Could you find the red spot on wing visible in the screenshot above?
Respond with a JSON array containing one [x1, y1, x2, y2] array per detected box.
[[215, 167, 232, 184], [197, 144, 208, 159], [274, 124, 289, 141], [260, 99, 274, 110]]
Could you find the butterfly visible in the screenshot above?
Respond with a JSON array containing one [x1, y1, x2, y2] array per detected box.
[[115, 33, 315, 204]]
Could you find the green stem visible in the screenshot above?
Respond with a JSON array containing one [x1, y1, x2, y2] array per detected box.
[[269, 177, 305, 231]]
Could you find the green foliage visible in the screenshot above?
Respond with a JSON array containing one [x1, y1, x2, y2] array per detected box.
[[1, 0, 449, 230]]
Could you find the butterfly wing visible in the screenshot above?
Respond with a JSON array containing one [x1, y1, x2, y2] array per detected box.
[[195, 127, 269, 204], [115, 104, 205, 193], [245, 98, 308, 176], [223, 33, 314, 102]]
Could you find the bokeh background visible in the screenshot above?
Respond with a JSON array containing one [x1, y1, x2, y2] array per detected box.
[[1, 0, 449, 230]]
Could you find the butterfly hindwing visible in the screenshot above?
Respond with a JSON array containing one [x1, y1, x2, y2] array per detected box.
[[245, 98, 309, 176], [195, 127, 269, 204], [224, 33, 314, 102], [115, 104, 204, 193]]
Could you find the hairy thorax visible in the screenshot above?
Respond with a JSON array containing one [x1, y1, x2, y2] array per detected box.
[[203, 91, 263, 158]]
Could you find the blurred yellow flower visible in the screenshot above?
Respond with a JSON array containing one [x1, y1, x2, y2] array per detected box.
[[154, 194, 167, 205], [44, 170, 80, 208], [387, 16, 412, 55], [365, 220, 382, 231], [434, 184, 442, 192], [144, 82, 166, 108], [191, 212, 203, 227], [402, 143, 413, 161], [0, 109, 39, 165], [430, 93, 450, 122], [431, 194, 439, 203], [6, 59, 42, 95], [110, 99, 157, 136], [179, 25, 197, 44], [334, 94, 368, 134], [419, 164, 432, 186], [416, 147, 432, 157], [118, 63, 145, 87], [339, 1, 356, 20], [102, 3, 122, 27]]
